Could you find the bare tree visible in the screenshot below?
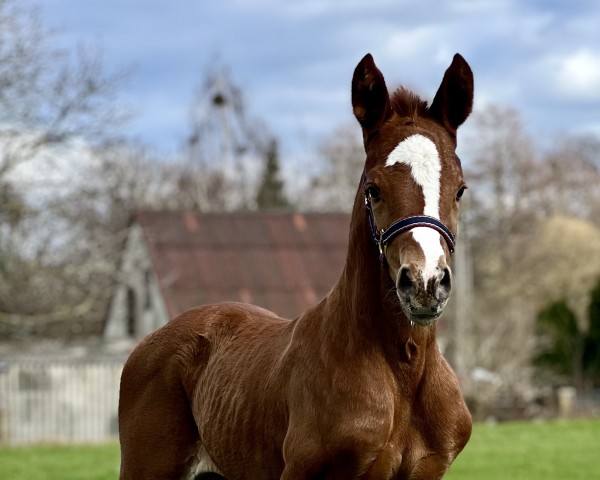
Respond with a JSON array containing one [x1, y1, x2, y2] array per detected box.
[[464, 105, 538, 268], [0, 1, 128, 178], [454, 104, 600, 418], [0, 0, 129, 254], [0, 0, 131, 337], [0, 137, 197, 339], [299, 124, 364, 212], [537, 134, 600, 222]]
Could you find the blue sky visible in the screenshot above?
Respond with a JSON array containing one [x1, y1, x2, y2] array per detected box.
[[41, 0, 600, 160]]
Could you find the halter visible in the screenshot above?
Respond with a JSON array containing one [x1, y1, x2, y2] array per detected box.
[[362, 172, 456, 262]]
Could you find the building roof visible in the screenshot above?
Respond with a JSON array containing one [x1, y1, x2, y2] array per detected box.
[[136, 211, 350, 320]]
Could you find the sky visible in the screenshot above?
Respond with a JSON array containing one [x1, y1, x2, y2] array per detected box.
[[40, 0, 600, 162]]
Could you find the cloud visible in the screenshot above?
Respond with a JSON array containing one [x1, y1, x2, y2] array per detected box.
[[385, 26, 441, 61], [39, 0, 600, 157], [524, 47, 600, 106], [555, 49, 600, 101]]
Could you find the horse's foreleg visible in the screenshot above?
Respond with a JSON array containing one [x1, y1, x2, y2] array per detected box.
[[119, 344, 202, 479], [119, 380, 201, 479]]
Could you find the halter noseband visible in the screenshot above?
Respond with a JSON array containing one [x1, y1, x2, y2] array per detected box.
[[362, 172, 456, 262]]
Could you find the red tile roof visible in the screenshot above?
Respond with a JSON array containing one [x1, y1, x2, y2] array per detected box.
[[135, 211, 350, 320]]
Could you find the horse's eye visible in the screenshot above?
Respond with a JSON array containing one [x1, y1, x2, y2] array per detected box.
[[366, 185, 381, 202], [456, 185, 467, 202]]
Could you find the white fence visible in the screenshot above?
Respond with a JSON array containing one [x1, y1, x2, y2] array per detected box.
[[0, 358, 124, 445]]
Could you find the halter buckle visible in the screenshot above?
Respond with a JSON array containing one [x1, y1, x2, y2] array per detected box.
[[377, 230, 385, 260]]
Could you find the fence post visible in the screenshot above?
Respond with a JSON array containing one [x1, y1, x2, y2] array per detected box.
[[557, 386, 577, 419]]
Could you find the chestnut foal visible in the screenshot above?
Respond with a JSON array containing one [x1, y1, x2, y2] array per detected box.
[[119, 52, 474, 480]]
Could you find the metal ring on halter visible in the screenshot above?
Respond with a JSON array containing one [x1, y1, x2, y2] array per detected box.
[[362, 172, 456, 262]]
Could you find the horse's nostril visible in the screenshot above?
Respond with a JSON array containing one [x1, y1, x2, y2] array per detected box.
[[440, 267, 452, 291], [398, 267, 413, 294]]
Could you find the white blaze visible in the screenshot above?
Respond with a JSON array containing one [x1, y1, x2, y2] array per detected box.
[[385, 134, 444, 280]]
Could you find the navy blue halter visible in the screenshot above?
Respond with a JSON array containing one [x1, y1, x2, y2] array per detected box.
[[362, 173, 456, 262]]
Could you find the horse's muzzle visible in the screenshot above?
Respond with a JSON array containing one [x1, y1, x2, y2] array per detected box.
[[396, 264, 452, 326]]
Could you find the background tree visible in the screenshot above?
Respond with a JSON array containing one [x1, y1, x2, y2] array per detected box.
[[584, 277, 600, 387], [538, 134, 600, 222], [450, 105, 539, 417], [0, 140, 184, 338], [449, 104, 600, 417], [0, 0, 128, 180], [534, 276, 600, 392], [256, 139, 291, 211], [464, 105, 537, 276], [0, 0, 130, 337], [533, 300, 584, 389], [299, 124, 364, 211], [516, 216, 600, 321]]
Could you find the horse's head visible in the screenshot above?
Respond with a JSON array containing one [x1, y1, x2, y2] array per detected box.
[[352, 53, 473, 326]]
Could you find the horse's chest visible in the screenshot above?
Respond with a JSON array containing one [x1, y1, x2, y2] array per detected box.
[[363, 415, 463, 479], [383, 386, 472, 478]]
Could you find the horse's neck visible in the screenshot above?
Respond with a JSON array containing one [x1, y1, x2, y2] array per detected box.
[[307, 196, 437, 362]]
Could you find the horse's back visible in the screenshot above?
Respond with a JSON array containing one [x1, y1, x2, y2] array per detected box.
[[118, 302, 291, 480]]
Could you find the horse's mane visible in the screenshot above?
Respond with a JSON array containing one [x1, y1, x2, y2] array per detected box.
[[390, 87, 429, 121]]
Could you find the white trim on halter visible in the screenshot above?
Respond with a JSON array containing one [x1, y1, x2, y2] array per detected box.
[[385, 134, 445, 279]]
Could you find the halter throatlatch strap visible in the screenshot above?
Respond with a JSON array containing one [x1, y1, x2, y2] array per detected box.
[[362, 173, 456, 262]]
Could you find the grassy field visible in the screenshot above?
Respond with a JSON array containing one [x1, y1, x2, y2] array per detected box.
[[0, 443, 120, 480], [447, 418, 600, 480], [0, 419, 598, 479]]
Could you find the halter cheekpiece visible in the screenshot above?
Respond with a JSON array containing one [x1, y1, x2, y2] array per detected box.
[[362, 171, 456, 262]]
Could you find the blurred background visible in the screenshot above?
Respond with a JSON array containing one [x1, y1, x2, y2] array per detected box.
[[0, 0, 599, 474]]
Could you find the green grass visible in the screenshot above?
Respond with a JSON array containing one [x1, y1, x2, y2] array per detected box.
[[0, 419, 598, 479], [0, 443, 120, 480], [446, 419, 600, 480]]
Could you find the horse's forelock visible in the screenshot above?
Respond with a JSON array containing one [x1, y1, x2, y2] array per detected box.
[[390, 88, 429, 122]]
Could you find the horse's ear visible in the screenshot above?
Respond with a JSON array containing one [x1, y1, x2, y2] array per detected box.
[[429, 53, 474, 136], [352, 54, 391, 136]]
